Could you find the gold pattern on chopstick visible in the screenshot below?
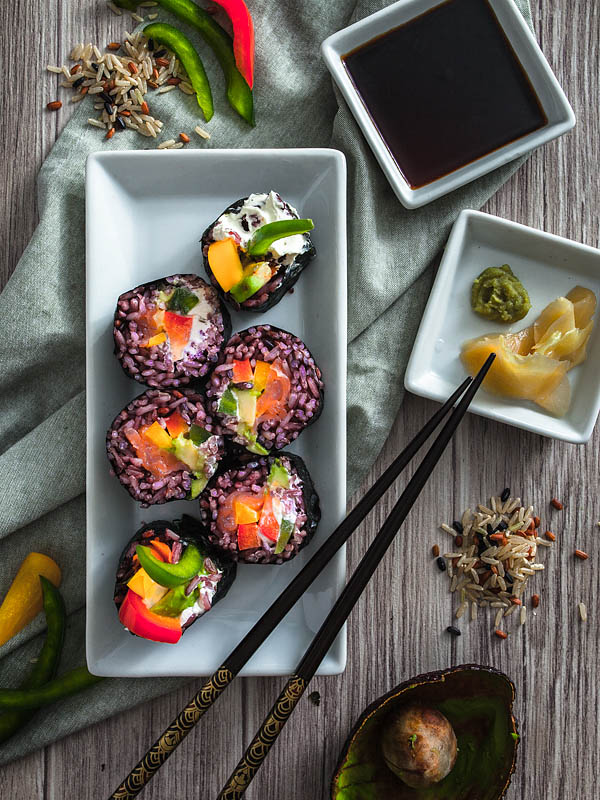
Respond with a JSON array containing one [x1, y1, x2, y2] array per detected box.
[[217, 675, 307, 800], [110, 666, 235, 799]]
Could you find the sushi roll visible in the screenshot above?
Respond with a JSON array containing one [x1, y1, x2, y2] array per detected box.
[[199, 453, 320, 564], [114, 517, 236, 643], [113, 274, 231, 388], [206, 325, 324, 453], [201, 190, 316, 312], [106, 388, 225, 506]]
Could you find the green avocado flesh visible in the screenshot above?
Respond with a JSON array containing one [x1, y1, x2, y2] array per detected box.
[[136, 543, 204, 588], [333, 668, 518, 800], [268, 459, 290, 488], [151, 584, 199, 617], [230, 264, 272, 303], [470, 265, 531, 323]]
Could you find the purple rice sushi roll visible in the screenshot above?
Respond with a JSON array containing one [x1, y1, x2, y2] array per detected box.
[[113, 274, 231, 388], [106, 388, 225, 506], [198, 453, 320, 564], [206, 325, 324, 454], [202, 191, 316, 312], [114, 517, 236, 644]]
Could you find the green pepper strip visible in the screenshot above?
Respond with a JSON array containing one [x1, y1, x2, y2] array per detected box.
[[247, 219, 314, 257], [0, 576, 65, 744], [115, 0, 254, 125], [0, 666, 103, 711], [143, 22, 214, 121]]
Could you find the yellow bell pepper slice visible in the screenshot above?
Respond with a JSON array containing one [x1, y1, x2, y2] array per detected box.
[[208, 238, 244, 292], [0, 553, 61, 647], [145, 332, 167, 347], [253, 360, 272, 393], [141, 421, 173, 450], [235, 500, 261, 525], [127, 568, 169, 608]]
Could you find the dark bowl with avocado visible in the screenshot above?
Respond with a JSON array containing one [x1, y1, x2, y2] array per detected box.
[[332, 665, 519, 800], [201, 191, 316, 313], [114, 516, 236, 644]]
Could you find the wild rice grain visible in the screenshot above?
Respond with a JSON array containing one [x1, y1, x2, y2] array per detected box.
[[131, 12, 145, 22], [47, 65, 64, 73], [107, 1, 122, 15], [574, 549, 589, 560], [157, 139, 176, 149], [532, 594, 540, 607], [579, 602, 587, 621], [46, 100, 62, 110], [87, 118, 106, 128], [520, 606, 527, 625], [551, 498, 563, 510], [157, 84, 176, 93], [495, 630, 508, 639]]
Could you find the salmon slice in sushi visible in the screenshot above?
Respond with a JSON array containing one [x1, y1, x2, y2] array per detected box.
[[106, 388, 224, 506], [206, 325, 324, 454], [199, 453, 320, 564], [114, 274, 231, 388], [202, 191, 316, 312], [114, 517, 236, 644]]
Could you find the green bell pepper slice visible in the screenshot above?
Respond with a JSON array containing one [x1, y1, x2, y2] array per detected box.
[[247, 219, 314, 257], [115, 0, 255, 124], [136, 542, 204, 587], [166, 286, 199, 314], [143, 22, 214, 121]]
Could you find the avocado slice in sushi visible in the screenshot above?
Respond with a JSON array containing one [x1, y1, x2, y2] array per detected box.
[[332, 665, 519, 800], [202, 191, 316, 313], [114, 517, 236, 643]]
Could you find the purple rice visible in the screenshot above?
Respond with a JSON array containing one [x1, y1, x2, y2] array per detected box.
[[106, 387, 224, 507], [113, 274, 231, 389], [198, 453, 320, 565], [207, 325, 324, 452]]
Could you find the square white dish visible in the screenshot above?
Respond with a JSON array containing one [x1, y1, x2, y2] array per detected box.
[[321, 0, 575, 209], [405, 209, 600, 442], [86, 148, 347, 677]]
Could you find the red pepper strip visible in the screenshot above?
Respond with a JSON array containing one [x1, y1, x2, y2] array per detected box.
[[211, 0, 255, 88], [119, 590, 182, 644]]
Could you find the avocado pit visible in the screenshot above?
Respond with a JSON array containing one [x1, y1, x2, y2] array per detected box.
[[381, 705, 457, 788]]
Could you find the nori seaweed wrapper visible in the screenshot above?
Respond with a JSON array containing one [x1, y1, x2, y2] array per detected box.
[[201, 195, 316, 313]]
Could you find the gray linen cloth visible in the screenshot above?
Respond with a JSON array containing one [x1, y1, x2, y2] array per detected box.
[[0, 0, 532, 764]]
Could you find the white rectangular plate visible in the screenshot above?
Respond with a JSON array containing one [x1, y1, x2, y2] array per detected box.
[[405, 209, 600, 442], [86, 149, 347, 677]]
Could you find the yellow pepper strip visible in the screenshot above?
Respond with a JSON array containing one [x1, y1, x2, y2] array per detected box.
[[141, 421, 173, 450], [145, 332, 167, 348], [0, 554, 61, 648]]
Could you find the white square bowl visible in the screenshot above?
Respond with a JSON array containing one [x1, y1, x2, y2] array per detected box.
[[405, 210, 600, 442], [321, 0, 575, 209], [85, 148, 347, 677]]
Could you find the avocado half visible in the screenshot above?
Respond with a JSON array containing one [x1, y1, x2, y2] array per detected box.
[[331, 665, 519, 800]]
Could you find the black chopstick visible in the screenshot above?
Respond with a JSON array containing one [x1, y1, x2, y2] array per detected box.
[[216, 354, 495, 800], [109, 375, 474, 800]]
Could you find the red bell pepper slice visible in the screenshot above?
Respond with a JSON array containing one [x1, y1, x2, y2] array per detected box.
[[118, 589, 182, 644], [164, 409, 188, 439], [212, 0, 255, 89], [163, 310, 193, 361], [237, 522, 260, 550], [259, 493, 282, 542], [232, 358, 254, 383]]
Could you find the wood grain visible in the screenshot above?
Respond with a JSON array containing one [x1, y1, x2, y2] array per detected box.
[[1, 0, 599, 798]]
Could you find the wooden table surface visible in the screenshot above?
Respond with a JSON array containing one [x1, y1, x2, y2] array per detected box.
[[1, 1, 599, 798]]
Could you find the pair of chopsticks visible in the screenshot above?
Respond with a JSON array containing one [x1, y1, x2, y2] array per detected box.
[[110, 353, 494, 800]]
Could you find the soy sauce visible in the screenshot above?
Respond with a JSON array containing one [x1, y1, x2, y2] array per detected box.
[[342, 0, 547, 188]]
